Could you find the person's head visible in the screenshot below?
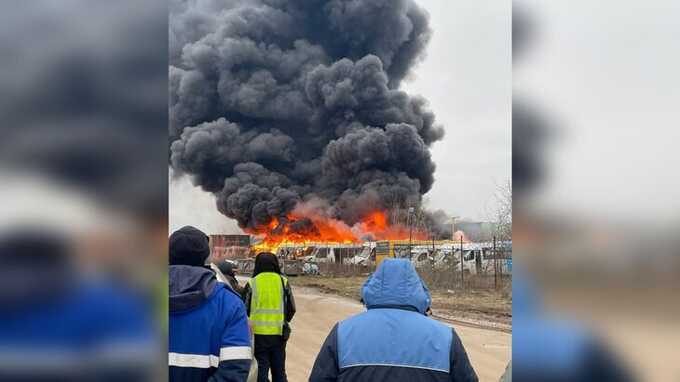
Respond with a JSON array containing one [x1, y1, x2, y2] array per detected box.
[[361, 258, 431, 314], [215, 259, 235, 277], [0, 228, 75, 308], [169, 226, 210, 266], [252, 252, 280, 277]]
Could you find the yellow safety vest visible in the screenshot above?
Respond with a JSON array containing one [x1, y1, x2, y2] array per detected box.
[[248, 272, 287, 335]]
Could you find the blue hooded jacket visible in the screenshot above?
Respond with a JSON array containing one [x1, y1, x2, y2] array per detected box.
[[512, 272, 634, 382], [169, 265, 251, 382], [309, 259, 478, 382]]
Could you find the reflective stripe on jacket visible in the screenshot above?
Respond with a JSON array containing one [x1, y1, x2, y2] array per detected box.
[[247, 272, 287, 335], [169, 266, 252, 382]]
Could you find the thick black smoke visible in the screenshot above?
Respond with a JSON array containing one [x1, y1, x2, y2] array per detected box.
[[1, 1, 168, 220], [170, 0, 444, 230]]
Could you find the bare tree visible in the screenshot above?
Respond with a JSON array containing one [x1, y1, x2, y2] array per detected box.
[[490, 180, 512, 241]]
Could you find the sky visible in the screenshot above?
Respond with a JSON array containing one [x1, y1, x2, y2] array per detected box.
[[169, 0, 512, 234], [404, 0, 511, 221], [515, 0, 680, 222]]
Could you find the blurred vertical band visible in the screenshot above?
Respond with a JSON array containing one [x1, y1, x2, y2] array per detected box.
[[0, 1, 167, 380], [514, 0, 680, 380]]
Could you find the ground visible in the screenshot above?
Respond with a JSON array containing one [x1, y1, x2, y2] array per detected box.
[[240, 275, 512, 382], [289, 275, 512, 328]]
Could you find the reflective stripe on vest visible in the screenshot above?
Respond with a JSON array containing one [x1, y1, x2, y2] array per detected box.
[[248, 273, 287, 335]]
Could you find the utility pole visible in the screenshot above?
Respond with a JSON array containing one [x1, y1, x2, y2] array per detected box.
[[431, 226, 436, 271], [431, 227, 435, 254], [493, 236, 497, 289], [450, 216, 459, 289], [408, 207, 414, 260], [460, 236, 464, 289]]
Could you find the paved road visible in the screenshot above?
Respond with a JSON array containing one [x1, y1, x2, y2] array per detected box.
[[238, 278, 511, 382]]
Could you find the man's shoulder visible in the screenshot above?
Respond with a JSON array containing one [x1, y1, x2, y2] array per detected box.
[[416, 314, 453, 340], [341, 309, 451, 338], [210, 284, 246, 311]]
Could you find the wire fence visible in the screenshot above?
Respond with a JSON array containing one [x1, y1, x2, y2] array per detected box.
[[311, 260, 511, 291]]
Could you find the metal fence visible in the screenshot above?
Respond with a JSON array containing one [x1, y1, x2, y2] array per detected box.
[[316, 262, 374, 277], [311, 259, 511, 291]]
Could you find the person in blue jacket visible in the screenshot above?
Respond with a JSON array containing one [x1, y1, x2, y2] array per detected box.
[[512, 273, 635, 382], [0, 228, 155, 381], [309, 258, 478, 382], [169, 226, 252, 381]]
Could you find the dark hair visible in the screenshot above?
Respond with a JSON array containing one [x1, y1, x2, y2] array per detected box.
[[252, 252, 281, 277], [216, 260, 235, 277]]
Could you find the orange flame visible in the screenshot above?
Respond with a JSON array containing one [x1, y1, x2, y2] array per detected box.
[[358, 211, 428, 241], [247, 210, 428, 253]]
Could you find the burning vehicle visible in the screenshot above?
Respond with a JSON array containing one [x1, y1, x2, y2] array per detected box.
[[347, 244, 377, 267]]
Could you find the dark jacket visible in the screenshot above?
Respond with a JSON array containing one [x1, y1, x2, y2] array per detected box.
[[211, 261, 243, 295], [169, 265, 251, 382], [309, 259, 478, 382]]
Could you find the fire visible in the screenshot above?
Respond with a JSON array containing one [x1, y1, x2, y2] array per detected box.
[[248, 211, 358, 253], [358, 211, 428, 241], [248, 210, 428, 253]]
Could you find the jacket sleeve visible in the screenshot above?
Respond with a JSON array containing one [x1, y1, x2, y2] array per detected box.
[[450, 328, 478, 382], [284, 282, 296, 322], [582, 337, 635, 382], [208, 296, 252, 382], [228, 276, 243, 296], [309, 323, 339, 382], [241, 283, 251, 316]]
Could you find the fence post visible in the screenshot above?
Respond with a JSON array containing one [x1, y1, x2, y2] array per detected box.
[[493, 236, 497, 290], [451, 249, 455, 290], [460, 236, 464, 290]]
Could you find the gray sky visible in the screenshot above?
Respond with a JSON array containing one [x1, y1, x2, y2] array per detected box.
[[404, 0, 511, 221], [170, 0, 512, 234], [515, 0, 680, 222]]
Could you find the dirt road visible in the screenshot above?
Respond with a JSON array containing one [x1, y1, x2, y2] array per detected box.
[[278, 285, 511, 382]]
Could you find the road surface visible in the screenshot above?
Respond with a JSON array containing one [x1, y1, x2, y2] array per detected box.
[[239, 278, 511, 382]]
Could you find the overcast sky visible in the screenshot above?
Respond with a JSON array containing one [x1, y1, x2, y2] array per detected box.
[[170, 0, 512, 234], [404, 0, 511, 221], [515, 0, 680, 222]]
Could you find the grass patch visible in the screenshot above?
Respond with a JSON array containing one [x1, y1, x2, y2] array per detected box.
[[289, 275, 511, 325]]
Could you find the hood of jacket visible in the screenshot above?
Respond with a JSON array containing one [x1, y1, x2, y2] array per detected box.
[[252, 252, 281, 277], [169, 265, 217, 313], [361, 258, 431, 314]]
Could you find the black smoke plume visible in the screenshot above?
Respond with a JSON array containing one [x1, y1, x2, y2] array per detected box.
[[170, 0, 444, 231]]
